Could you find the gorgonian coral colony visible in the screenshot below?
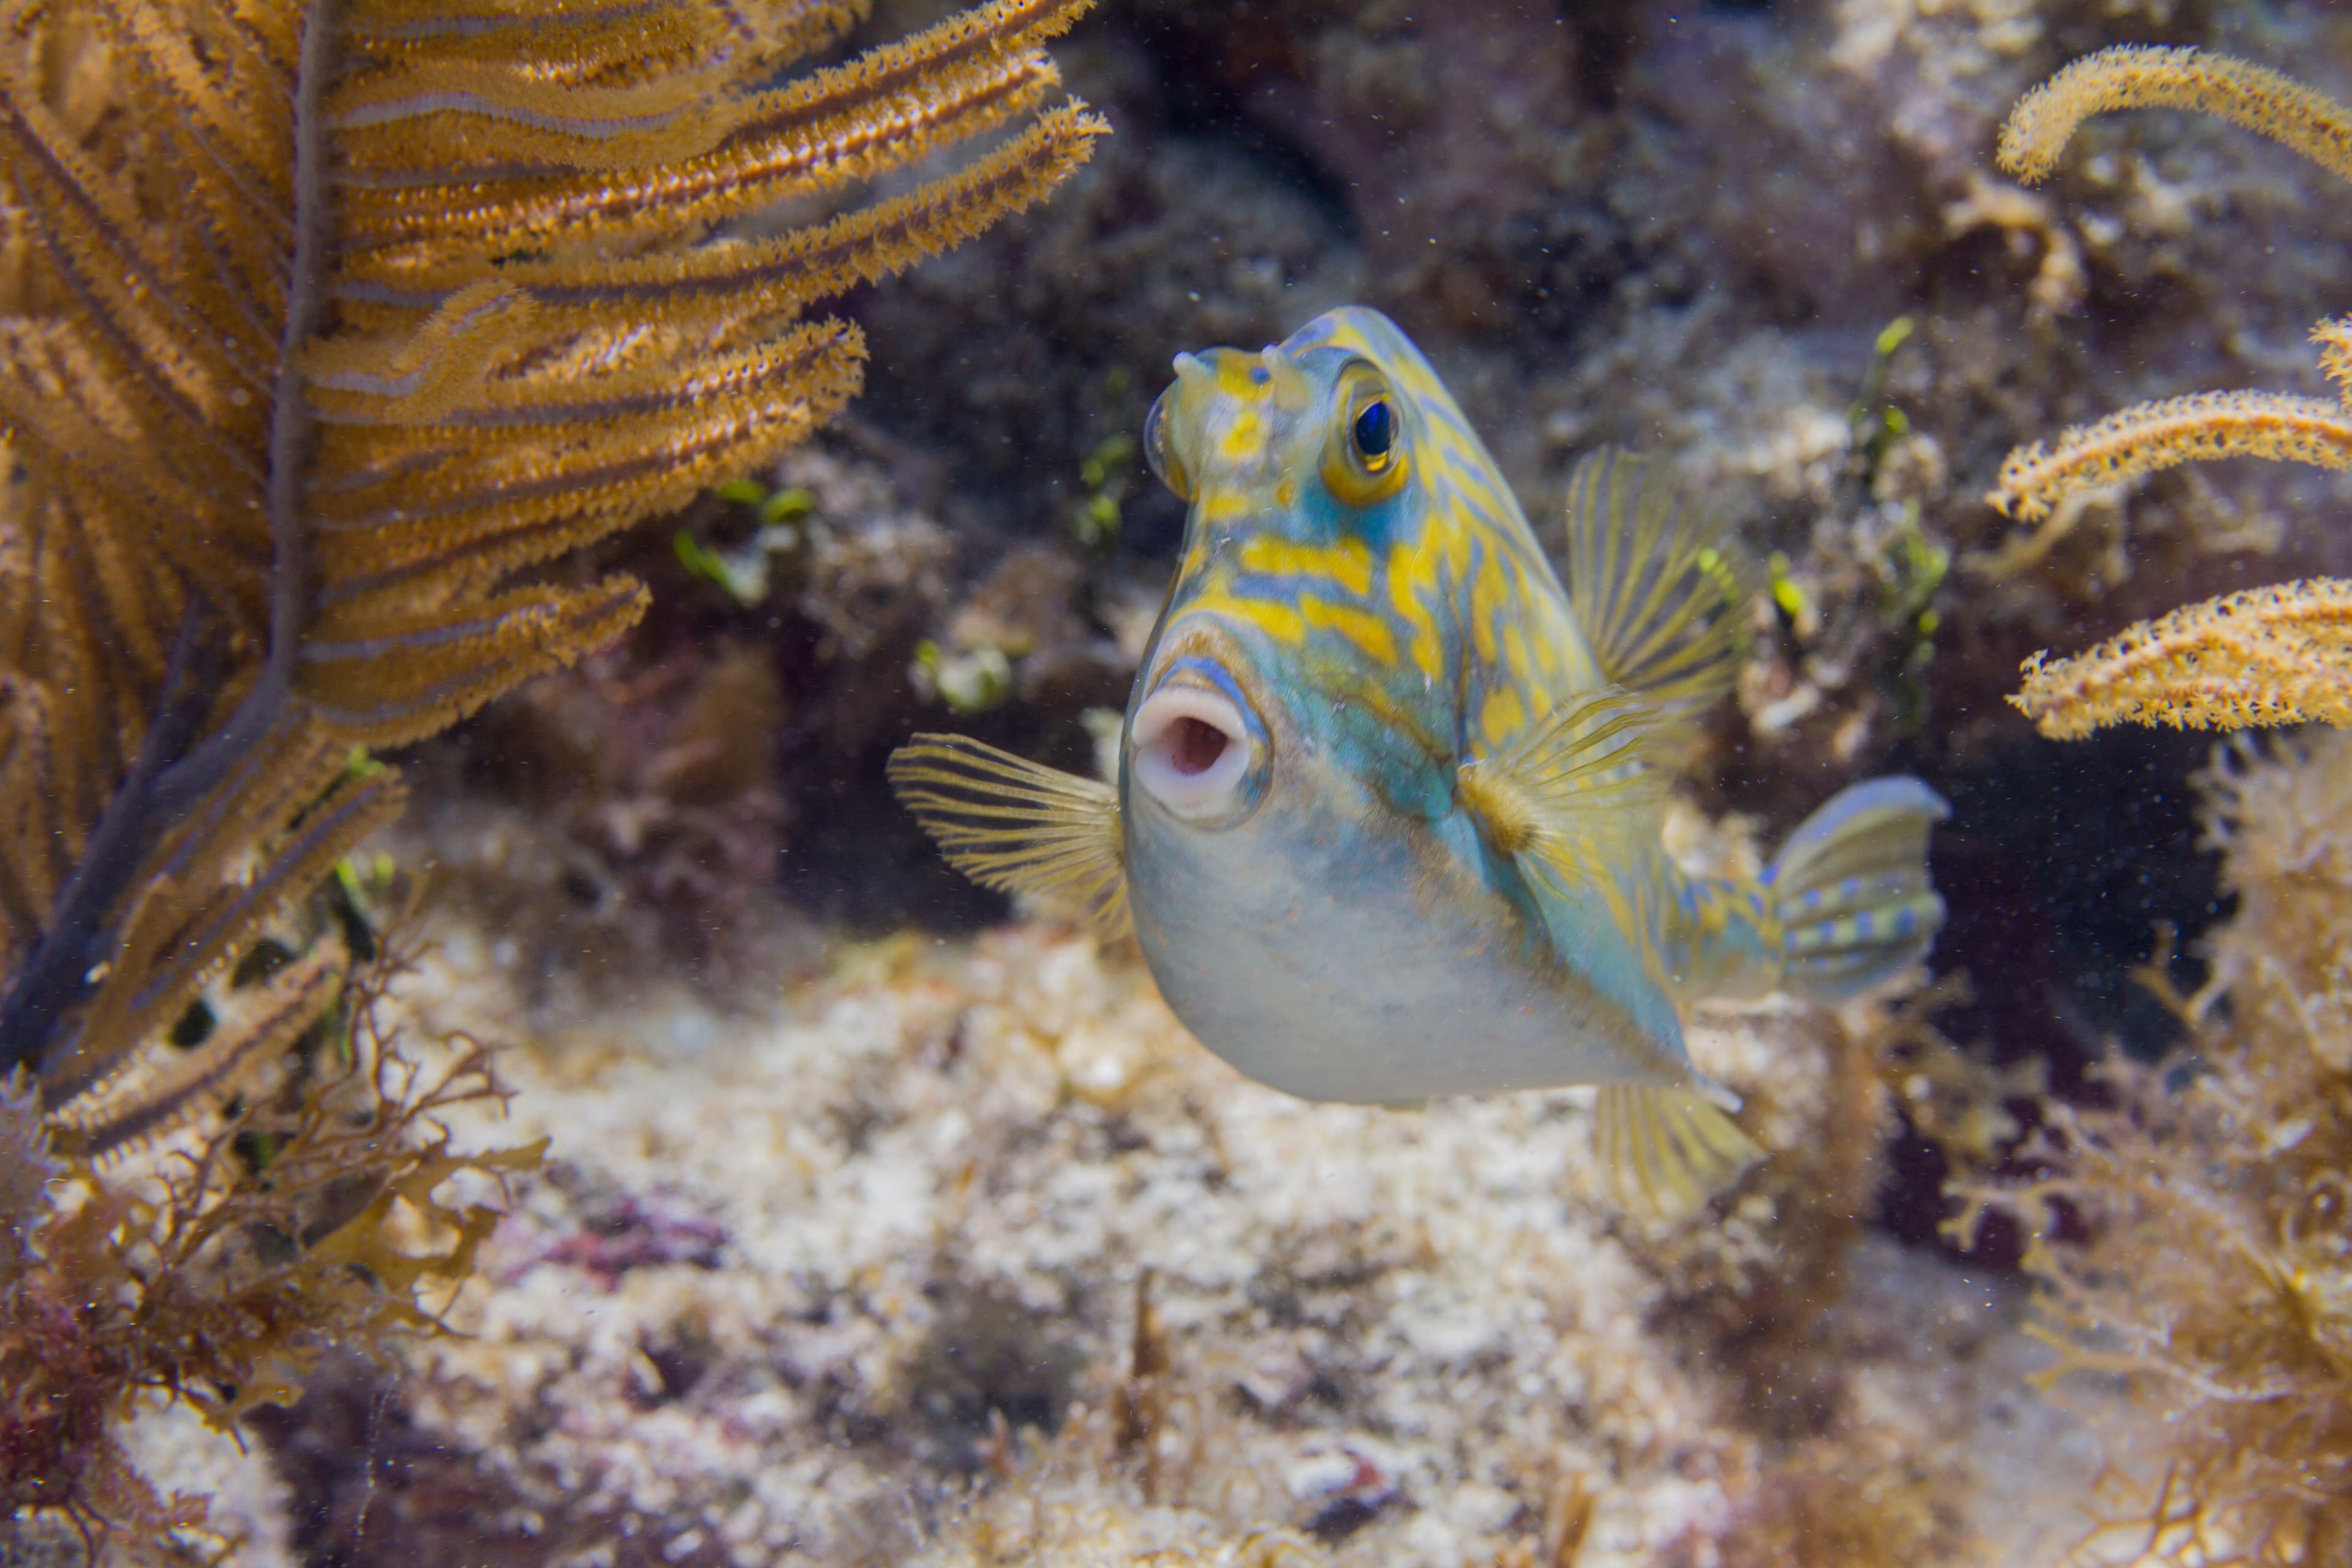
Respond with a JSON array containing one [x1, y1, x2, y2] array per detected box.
[[0, 0, 1104, 1115], [0, 0, 1102, 1549], [1977, 44, 2352, 1562], [1988, 45, 2352, 739]]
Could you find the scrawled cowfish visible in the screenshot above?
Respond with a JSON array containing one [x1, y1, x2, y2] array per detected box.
[[889, 306, 1948, 1211]]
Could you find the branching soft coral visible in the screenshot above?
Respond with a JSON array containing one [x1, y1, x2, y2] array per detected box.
[[1985, 45, 2352, 737], [1957, 730, 2352, 1565], [0, 0, 1106, 1101], [2012, 577, 2352, 739], [0, 4, 1103, 1548]]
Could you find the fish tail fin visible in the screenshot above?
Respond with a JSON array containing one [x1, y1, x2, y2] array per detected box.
[[1766, 777, 1950, 1000], [1596, 1082, 1763, 1219]]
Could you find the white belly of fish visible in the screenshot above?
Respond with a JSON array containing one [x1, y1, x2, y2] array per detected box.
[[1123, 791, 1673, 1104]]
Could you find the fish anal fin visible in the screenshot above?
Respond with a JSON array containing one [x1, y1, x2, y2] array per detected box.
[[1595, 1083, 1763, 1220], [886, 734, 1131, 940], [1458, 690, 1665, 886], [1562, 448, 1757, 752]]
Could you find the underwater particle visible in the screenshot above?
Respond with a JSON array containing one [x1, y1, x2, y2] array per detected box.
[[916, 641, 1016, 714]]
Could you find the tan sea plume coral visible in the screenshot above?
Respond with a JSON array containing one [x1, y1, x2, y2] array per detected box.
[[2012, 576, 2352, 738], [1992, 386, 2352, 526], [0, 0, 1104, 1112], [0, 0, 1104, 1551], [1985, 45, 2352, 736], [1996, 45, 2352, 188]]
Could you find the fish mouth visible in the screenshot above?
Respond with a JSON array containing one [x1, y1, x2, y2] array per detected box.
[[1131, 675, 1257, 823]]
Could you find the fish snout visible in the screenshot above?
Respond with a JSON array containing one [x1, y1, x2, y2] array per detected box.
[[1130, 661, 1267, 826]]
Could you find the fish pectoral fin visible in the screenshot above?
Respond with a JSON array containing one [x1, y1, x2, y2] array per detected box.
[[1595, 1084, 1763, 1220], [1561, 448, 1756, 756], [1457, 689, 1666, 886], [887, 734, 1131, 940]]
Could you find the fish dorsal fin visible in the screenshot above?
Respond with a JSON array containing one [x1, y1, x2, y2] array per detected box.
[[1561, 448, 1755, 753], [887, 734, 1131, 940], [1457, 690, 1667, 887], [1595, 1084, 1763, 1219]]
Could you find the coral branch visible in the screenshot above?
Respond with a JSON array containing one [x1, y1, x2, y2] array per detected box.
[[1988, 390, 2352, 522], [0, 600, 228, 1082], [47, 941, 345, 1159], [2316, 316, 2352, 399], [257, 0, 336, 732], [485, 100, 1112, 318], [1990, 47, 2352, 741], [2011, 578, 2352, 738], [1998, 44, 2352, 186]]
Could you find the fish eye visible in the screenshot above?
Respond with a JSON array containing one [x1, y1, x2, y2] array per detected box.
[[1144, 386, 1194, 502], [1322, 361, 1409, 507], [1352, 398, 1395, 469]]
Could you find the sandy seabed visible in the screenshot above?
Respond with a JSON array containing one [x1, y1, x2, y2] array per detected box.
[[106, 914, 2152, 1568]]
